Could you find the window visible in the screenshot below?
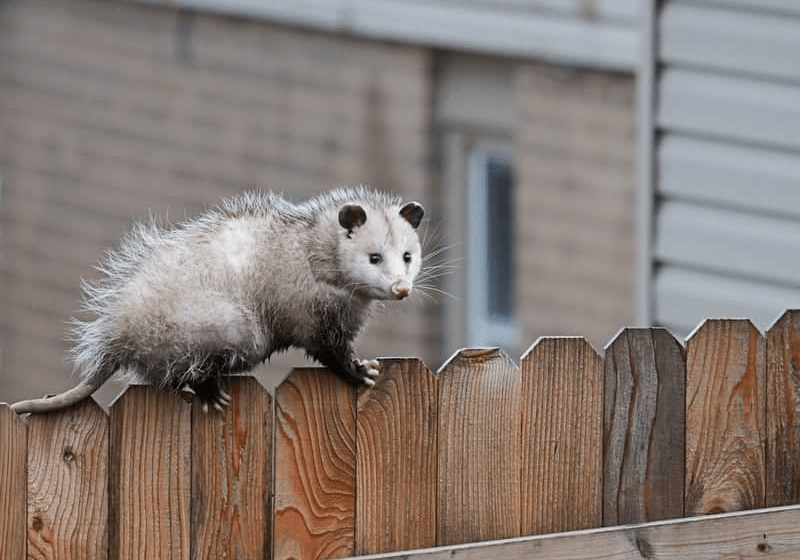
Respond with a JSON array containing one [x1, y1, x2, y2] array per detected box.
[[435, 53, 517, 359], [467, 144, 517, 350]]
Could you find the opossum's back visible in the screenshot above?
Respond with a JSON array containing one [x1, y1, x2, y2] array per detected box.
[[121, 213, 271, 295]]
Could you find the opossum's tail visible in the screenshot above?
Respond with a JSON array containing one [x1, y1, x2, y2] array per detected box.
[[11, 312, 120, 414], [10, 367, 115, 414]]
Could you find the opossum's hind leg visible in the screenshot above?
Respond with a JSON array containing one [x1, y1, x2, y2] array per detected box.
[[138, 296, 266, 411], [185, 376, 232, 413]]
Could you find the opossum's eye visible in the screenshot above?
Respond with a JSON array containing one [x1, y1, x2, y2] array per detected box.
[[369, 253, 383, 265], [403, 251, 412, 263]]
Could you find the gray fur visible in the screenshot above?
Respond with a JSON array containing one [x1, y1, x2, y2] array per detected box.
[[11, 187, 424, 413]]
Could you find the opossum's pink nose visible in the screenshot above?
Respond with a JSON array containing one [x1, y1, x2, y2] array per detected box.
[[392, 280, 411, 300]]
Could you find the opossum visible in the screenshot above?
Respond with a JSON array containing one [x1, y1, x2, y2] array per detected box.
[[10, 187, 425, 413]]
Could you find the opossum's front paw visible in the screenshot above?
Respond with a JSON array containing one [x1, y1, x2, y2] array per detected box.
[[354, 358, 380, 387]]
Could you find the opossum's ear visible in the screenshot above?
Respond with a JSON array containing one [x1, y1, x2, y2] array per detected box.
[[339, 204, 367, 231], [399, 202, 424, 229]]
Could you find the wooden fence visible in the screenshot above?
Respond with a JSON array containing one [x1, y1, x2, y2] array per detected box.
[[2, 313, 800, 559]]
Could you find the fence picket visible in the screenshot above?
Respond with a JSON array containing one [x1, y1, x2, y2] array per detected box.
[[274, 369, 357, 560], [191, 376, 272, 560], [26, 399, 108, 560], [766, 311, 800, 507], [0, 404, 27, 560], [685, 320, 766, 515], [437, 348, 521, 546], [604, 328, 685, 524], [520, 337, 602, 535], [356, 358, 438, 555], [109, 386, 192, 560]]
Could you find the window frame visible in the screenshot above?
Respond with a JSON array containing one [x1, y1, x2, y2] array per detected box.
[[466, 141, 518, 350]]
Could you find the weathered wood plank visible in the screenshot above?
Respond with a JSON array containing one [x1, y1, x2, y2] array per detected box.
[[191, 376, 272, 560], [109, 386, 191, 560], [437, 348, 521, 546], [26, 399, 108, 560], [351, 504, 800, 560], [604, 328, 685, 524], [274, 369, 356, 560], [0, 404, 27, 560], [766, 310, 800, 506], [356, 358, 438, 555], [685, 319, 765, 515], [520, 337, 602, 535]]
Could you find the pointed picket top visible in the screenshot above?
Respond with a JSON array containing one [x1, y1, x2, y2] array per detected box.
[[274, 368, 357, 560], [685, 317, 764, 344], [0, 403, 27, 559], [27, 398, 109, 560], [360, 357, 436, 391], [520, 336, 602, 535], [358, 357, 437, 405], [437, 347, 521, 546], [356, 358, 438, 555], [767, 309, 800, 333], [765, 310, 800, 507], [437, 347, 517, 377], [685, 319, 765, 515], [604, 328, 685, 525], [521, 335, 600, 363]]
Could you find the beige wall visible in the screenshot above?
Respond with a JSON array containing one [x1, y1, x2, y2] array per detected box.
[[513, 63, 637, 352], [0, 0, 435, 402]]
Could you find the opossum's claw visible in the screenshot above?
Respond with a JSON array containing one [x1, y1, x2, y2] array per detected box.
[[200, 393, 230, 413], [190, 378, 231, 412], [354, 358, 380, 387], [363, 359, 380, 377], [217, 387, 232, 405]]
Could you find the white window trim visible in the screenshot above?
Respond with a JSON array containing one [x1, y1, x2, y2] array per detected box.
[[466, 142, 518, 349]]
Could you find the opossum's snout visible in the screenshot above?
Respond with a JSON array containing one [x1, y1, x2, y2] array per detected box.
[[391, 280, 412, 300]]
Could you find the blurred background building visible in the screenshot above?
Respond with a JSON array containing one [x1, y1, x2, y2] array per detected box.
[[0, 0, 796, 404]]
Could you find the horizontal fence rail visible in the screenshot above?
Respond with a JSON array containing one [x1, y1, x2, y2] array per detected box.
[[2, 312, 800, 559]]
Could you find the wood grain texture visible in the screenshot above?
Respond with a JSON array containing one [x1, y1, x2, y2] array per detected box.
[[191, 376, 272, 560], [274, 368, 356, 560], [766, 310, 800, 506], [685, 320, 765, 515], [0, 404, 27, 560], [355, 504, 800, 560], [109, 386, 191, 560], [604, 328, 685, 525], [26, 399, 108, 560], [520, 337, 602, 535], [437, 348, 521, 546], [355, 359, 438, 555]]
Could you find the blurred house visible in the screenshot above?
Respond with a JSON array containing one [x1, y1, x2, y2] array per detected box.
[[641, 1, 800, 338], [0, 0, 640, 402]]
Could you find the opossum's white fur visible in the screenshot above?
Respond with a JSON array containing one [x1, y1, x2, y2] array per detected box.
[[11, 187, 424, 413]]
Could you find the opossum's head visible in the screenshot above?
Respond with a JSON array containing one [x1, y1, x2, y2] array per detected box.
[[337, 201, 424, 300]]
